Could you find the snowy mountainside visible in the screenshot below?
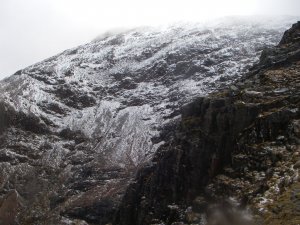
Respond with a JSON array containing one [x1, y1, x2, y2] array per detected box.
[[0, 17, 297, 225], [1, 18, 294, 165]]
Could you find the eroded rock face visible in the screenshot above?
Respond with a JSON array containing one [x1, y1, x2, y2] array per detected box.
[[115, 21, 300, 225], [0, 18, 298, 225]]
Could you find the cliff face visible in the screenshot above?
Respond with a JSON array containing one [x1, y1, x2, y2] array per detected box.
[[116, 22, 300, 225]]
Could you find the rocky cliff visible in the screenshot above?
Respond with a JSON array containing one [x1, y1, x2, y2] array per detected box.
[[116, 21, 300, 225], [0, 17, 298, 225]]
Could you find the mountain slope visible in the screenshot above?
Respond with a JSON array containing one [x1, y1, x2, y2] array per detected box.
[[0, 17, 297, 225], [116, 21, 300, 225]]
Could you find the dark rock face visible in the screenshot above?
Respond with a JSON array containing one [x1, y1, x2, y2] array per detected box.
[[116, 98, 260, 224], [280, 21, 300, 45], [115, 21, 300, 225], [0, 101, 49, 135]]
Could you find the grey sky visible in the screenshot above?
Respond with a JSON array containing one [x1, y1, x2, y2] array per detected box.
[[0, 0, 300, 80]]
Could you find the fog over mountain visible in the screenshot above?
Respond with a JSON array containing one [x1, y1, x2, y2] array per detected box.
[[0, 0, 300, 79]]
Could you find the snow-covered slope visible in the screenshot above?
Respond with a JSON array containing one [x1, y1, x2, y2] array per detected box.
[[1, 18, 295, 165], [0, 17, 297, 224]]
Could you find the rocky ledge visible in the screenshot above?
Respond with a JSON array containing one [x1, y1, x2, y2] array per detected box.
[[115, 22, 300, 225]]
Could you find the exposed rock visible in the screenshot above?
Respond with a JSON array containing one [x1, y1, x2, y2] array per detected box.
[[115, 21, 300, 225], [294, 160, 300, 169], [0, 190, 23, 225]]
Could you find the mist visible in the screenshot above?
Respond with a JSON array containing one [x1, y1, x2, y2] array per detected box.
[[0, 0, 299, 79]]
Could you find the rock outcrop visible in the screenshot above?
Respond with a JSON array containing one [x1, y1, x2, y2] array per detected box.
[[115, 21, 300, 225]]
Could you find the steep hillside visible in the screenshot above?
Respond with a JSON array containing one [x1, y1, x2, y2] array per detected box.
[[0, 17, 297, 225], [116, 21, 300, 225]]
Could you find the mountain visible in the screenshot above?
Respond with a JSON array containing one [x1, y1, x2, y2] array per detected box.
[[116, 20, 300, 225], [0, 17, 298, 225]]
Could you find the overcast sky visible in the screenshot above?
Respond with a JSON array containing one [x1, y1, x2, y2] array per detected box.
[[0, 0, 300, 79]]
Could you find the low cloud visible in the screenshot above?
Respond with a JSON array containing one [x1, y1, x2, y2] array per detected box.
[[0, 0, 299, 79]]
